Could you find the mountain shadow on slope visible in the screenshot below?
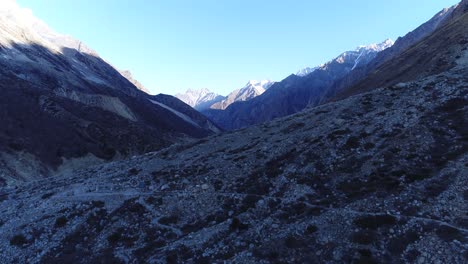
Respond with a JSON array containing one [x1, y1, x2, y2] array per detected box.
[[0, 43, 217, 184]]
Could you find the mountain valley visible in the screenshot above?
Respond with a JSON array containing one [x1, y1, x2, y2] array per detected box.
[[0, 0, 467, 263]]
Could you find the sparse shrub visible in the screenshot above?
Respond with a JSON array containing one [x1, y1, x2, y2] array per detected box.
[[281, 122, 305, 133], [0, 193, 7, 203], [181, 220, 208, 234], [229, 217, 248, 232], [424, 174, 451, 198], [10, 234, 28, 247], [306, 224, 318, 234], [107, 231, 122, 245], [406, 167, 433, 182], [55, 216, 68, 228], [388, 230, 419, 254], [353, 214, 397, 230], [253, 244, 280, 261], [41, 192, 54, 199], [159, 215, 179, 225], [355, 249, 378, 264], [351, 230, 376, 245], [126, 201, 145, 214], [213, 180, 223, 191], [264, 148, 297, 178], [437, 98, 466, 112], [106, 229, 139, 247], [436, 225, 463, 242], [404, 249, 421, 263], [284, 235, 306, 249], [328, 128, 352, 140], [344, 136, 360, 149], [91, 200, 105, 208], [128, 168, 140, 176], [240, 194, 260, 211]]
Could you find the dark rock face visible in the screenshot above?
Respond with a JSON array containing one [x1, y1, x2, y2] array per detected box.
[[150, 94, 222, 134], [0, 45, 218, 183], [0, 3, 221, 185]]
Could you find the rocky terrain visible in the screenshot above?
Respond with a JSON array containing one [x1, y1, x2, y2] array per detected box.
[[119, 70, 151, 94], [0, 5, 466, 259], [335, 4, 468, 101], [321, 2, 463, 103], [0, 1, 467, 263], [0, 64, 465, 263]]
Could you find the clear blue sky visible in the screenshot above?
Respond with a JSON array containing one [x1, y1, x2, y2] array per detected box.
[[17, 0, 459, 95]]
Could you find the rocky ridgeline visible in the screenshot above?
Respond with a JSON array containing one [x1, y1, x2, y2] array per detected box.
[[0, 64, 466, 262]]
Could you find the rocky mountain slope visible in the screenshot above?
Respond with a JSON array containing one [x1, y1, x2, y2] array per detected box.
[[175, 88, 225, 111], [203, 40, 393, 130], [0, 2, 219, 185], [320, 3, 460, 102], [296, 66, 320, 77], [202, 2, 463, 132], [0, 3, 466, 263], [119, 70, 151, 94], [210, 80, 275, 110], [335, 1, 468, 100]]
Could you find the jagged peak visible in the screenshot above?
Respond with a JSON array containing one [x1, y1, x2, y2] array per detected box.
[[245, 80, 274, 87], [356, 38, 394, 52]]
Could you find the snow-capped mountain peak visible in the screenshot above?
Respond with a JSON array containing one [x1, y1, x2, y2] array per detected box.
[[296, 39, 394, 76], [175, 88, 225, 111], [357, 38, 394, 52], [351, 39, 394, 70], [296, 67, 319, 77], [244, 80, 275, 93], [209, 80, 275, 110]]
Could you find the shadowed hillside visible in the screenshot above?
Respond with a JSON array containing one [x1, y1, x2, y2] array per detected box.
[[0, 42, 219, 184]]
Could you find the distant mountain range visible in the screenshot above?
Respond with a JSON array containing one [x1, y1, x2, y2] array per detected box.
[[210, 80, 275, 110], [0, 1, 219, 184], [202, 39, 395, 130], [175, 88, 225, 111], [199, 4, 460, 131], [178, 39, 393, 117], [176, 80, 275, 111]]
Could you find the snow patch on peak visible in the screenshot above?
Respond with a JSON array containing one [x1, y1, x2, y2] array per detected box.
[[245, 80, 275, 91], [357, 39, 394, 52], [209, 80, 275, 110], [296, 38, 394, 76], [296, 67, 319, 77], [175, 88, 225, 110], [351, 39, 394, 70]]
